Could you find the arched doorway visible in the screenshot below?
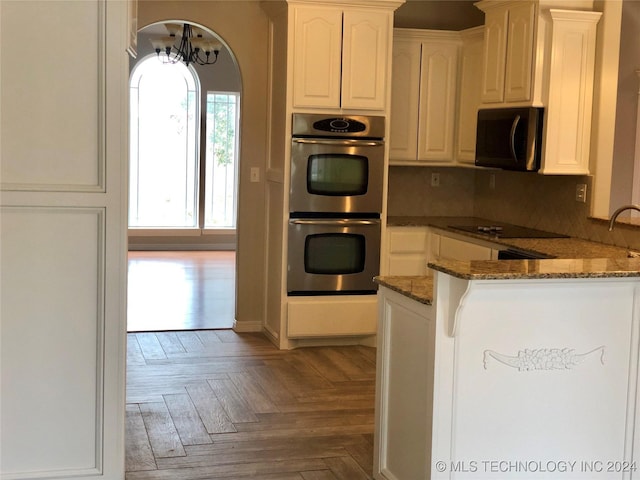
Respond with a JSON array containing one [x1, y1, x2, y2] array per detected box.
[[127, 21, 242, 332]]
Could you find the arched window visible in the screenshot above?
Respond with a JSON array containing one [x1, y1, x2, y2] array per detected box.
[[129, 56, 200, 228]]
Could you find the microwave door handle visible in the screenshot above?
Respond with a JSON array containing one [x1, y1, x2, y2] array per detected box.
[[292, 138, 384, 147], [509, 115, 521, 162]]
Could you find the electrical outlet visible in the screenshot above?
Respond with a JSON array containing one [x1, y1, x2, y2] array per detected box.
[[431, 173, 440, 187], [576, 183, 587, 203], [489, 173, 496, 190]]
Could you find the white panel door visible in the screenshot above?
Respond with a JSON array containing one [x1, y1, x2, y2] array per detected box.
[[503, 1, 536, 103], [292, 5, 343, 109], [480, 7, 508, 104], [341, 9, 390, 110], [389, 36, 421, 161], [417, 42, 459, 162], [0, 1, 127, 478]]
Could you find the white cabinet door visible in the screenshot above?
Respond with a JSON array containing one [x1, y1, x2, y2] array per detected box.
[[503, 1, 536, 103], [292, 6, 343, 109], [417, 41, 459, 162], [456, 27, 484, 164], [0, 1, 127, 477], [341, 9, 390, 110], [480, 1, 535, 104], [389, 36, 421, 161], [292, 6, 390, 110], [480, 7, 508, 103], [439, 235, 494, 261], [386, 227, 430, 276]]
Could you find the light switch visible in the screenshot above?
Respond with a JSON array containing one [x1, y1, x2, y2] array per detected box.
[[250, 167, 260, 183]]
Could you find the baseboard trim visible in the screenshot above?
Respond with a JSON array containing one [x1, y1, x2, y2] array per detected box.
[[232, 320, 263, 333]]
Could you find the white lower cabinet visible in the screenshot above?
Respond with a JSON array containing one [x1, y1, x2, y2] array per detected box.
[[374, 286, 435, 479], [385, 227, 500, 276], [386, 226, 430, 275], [436, 233, 498, 260]]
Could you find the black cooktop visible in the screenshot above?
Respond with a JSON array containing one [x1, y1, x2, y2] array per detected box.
[[448, 223, 569, 239]]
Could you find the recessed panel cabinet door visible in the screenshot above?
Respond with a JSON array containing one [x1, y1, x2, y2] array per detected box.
[[341, 9, 390, 110], [389, 37, 421, 161], [480, 8, 508, 103], [503, 1, 535, 103], [0, 1, 127, 478], [417, 42, 459, 161], [292, 6, 343, 109]]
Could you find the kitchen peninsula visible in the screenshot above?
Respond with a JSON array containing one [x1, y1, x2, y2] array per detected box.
[[374, 252, 640, 480]]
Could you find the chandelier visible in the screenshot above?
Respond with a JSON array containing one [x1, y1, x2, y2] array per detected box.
[[150, 23, 221, 67]]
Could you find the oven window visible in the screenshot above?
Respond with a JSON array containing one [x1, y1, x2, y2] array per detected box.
[[307, 154, 368, 196], [304, 233, 366, 274]]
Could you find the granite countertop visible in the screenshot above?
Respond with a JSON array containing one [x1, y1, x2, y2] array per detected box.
[[387, 215, 631, 259], [428, 257, 640, 280], [374, 276, 434, 305], [377, 216, 639, 304]]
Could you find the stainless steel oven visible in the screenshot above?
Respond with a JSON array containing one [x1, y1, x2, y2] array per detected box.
[[287, 217, 381, 295], [287, 113, 384, 296], [290, 113, 385, 215]]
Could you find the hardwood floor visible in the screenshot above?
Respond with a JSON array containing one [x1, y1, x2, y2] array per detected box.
[[127, 251, 235, 332], [126, 330, 377, 479]]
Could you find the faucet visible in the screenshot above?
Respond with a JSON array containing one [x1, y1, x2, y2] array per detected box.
[[609, 204, 640, 231]]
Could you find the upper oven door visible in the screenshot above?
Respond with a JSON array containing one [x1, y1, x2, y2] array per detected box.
[[290, 138, 385, 215]]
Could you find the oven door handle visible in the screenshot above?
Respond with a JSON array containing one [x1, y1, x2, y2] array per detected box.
[[292, 138, 384, 147], [289, 218, 381, 226]]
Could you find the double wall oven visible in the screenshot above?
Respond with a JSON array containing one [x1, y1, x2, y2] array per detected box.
[[287, 114, 385, 296]]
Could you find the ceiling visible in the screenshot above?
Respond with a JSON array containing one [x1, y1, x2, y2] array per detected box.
[[394, 0, 484, 30]]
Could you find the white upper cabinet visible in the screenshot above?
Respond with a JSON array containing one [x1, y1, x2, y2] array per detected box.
[[389, 34, 421, 161], [456, 27, 484, 164], [389, 30, 460, 164], [292, 5, 392, 110], [480, 1, 536, 104], [503, 2, 536, 102], [476, 0, 601, 175]]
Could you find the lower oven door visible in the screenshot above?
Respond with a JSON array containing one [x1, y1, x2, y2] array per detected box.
[[287, 217, 381, 295]]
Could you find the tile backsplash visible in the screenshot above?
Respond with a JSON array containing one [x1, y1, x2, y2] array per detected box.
[[387, 166, 640, 251]]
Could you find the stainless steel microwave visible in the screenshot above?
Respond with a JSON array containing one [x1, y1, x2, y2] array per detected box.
[[475, 107, 544, 171]]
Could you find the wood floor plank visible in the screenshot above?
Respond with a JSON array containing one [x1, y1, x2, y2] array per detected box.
[[125, 458, 327, 480], [228, 371, 280, 414], [246, 365, 298, 405], [195, 329, 224, 346], [323, 456, 370, 480], [156, 332, 187, 355], [295, 348, 351, 383], [136, 333, 168, 360], [301, 470, 339, 480], [163, 393, 212, 446], [207, 378, 259, 423], [176, 331, 206, 353], [186, 383, 237, 434], [139, 401, 186, 458], [125, 404, 157, 472], [343, 435, 375, 477], [155, 441, 348, 469], [127, 335, 146, 366]]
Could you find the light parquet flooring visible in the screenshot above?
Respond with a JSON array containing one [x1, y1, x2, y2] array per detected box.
[[126, 330, 377, 479]]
